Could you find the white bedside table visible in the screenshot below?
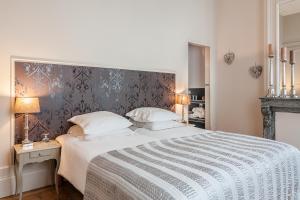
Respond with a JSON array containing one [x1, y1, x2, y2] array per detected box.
[[14, 140, 61, 200]]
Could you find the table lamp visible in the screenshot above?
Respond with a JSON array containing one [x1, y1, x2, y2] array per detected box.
[[15, 97, 40, 148], [176, 94, 190, 123]]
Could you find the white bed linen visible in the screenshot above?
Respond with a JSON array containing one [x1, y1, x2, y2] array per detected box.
[[56, 126, 201, 193], [133, 125, 205, 139]]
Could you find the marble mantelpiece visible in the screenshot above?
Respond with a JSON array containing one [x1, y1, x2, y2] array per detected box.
[[260, 97, 300, 140]]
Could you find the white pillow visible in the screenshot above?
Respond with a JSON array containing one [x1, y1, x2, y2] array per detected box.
[[67, 125, 134, 140], [126, 107, 180, 122], [68, 111, 132, 135], [132, 120, 185, 131]]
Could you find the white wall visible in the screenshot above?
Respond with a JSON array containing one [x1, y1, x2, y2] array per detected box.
[[188, 45, 205, 88], [281, 12, 300, 92], [0, 0, 216, 197], [282, 12, 300, 44], [215, 0, 265, 136]]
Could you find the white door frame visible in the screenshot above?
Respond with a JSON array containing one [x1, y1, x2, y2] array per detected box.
[[187, 43, 211, 129]]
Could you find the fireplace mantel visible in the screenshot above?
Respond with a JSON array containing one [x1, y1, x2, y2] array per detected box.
[[260, 97, 300, 140]]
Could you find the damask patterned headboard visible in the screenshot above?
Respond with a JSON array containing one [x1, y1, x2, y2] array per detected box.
[[15, 61, 175, 143]]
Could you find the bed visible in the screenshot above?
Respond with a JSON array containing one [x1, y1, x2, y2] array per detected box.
[[14, 61, 300, 199], [56, 126, 300, 200]]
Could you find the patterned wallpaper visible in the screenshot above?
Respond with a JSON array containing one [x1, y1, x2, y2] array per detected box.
[[15, 62, 175, 143]]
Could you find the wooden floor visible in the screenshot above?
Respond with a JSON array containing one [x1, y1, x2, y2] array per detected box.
[[1, 182, 83, 200]]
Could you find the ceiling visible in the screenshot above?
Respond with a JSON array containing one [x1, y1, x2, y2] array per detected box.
[[280, 0, 300, 16]]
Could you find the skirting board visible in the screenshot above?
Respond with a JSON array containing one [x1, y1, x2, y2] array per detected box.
[[0, 162, 53, 198]]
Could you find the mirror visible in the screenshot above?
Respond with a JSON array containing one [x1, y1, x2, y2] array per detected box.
[[279, 0, 300, 93]]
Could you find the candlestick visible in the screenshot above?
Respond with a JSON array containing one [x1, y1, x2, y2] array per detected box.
[[280, 61, 288, 97], [266, 56, 275, 97], [266, 44, 275, 97], [290, 50, 297, 98], [280, 48, 288, 97]]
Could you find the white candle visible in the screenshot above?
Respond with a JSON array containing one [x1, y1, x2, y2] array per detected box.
[[290, 50, 295, 65], [268, 44, 274, 58], [281, 47, 288, 62]]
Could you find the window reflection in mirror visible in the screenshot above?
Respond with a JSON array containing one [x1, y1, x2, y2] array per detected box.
[[279, 0, 300, 93]]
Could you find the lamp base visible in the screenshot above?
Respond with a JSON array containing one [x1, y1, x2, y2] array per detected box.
[[22, 139, 33, 150], [179, 120, 188, 125]]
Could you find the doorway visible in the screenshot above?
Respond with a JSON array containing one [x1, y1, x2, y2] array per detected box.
[[188, 43, 210, 129]]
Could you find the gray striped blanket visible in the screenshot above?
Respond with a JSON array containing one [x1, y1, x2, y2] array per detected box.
[[84, 131, 300, 200]]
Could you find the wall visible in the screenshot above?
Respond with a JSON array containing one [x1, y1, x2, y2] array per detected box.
[[188, 45, 205, 88], [281, 12, 300, 92], [282, 12, 300, 44], [215, 0, 265, 136], [0, 0, 216, 197]]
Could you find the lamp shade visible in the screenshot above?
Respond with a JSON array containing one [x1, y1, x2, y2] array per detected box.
[[15, 97, 40, 113], [176, 94, 190, 105]]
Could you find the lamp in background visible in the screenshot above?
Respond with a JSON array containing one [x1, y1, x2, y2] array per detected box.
[[176, 94, 190, 123], [15, 97, 40, 148]]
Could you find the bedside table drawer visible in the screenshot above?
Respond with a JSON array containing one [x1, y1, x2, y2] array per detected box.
[[30, 149, 54, 158]]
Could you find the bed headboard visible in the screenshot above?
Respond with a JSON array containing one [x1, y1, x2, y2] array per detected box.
[[15, 61, 175, 143]]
